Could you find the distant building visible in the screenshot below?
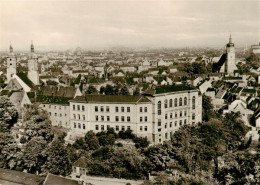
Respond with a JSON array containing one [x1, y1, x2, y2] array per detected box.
[[251, 42, 260, 54]]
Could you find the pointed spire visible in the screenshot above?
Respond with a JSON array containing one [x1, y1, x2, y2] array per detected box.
[[9, 41, 13, 53], [31, 40, 34, 53], [229, 34, 232, 43]]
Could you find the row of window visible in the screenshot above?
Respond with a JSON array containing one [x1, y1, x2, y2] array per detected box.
[[44, 104, 67, 110], [158, 113, 195, 127], [73, 114, 86, 120], [50, 112, 67, 117], [165, 111, 187, 119], [73, 105, 85, 111], [95, 106, 110, 112]]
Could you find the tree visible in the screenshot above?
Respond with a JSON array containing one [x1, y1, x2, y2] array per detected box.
[[85, 131, 100, 150], [120, 86, 130, 95], [86, 85, 98, 94], [100, 86, 105, 94], [0, 97, 18, 132], [104, 84, 114, 95], [43, 139, 72, 176], [46, 80, 58, 86], [202, 94, 214, 122], [133, 87, 140, 95]]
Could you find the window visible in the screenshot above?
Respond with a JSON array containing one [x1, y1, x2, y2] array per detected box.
[[95, 106, 98, 112], [175, 121, 177, 127], [140, 117, 143, 122], [179, 98, 182, 106], [122, 126, 125, 131], [65, 114, 67, 116], [82, 106, 85, 111], [158, 101, 161, 115], [55, 113, 57, 116], [107, 125, 110, 130], [192, 96, 196, 109], [145, 116, 148, 122], [140, 126, 143, 131], [78, 114, 80, 119], [174, 98, 178, 107], [96, 116, 98, 121], [165, 133, 168, 139], [144, 107, 147, 112], [184, 119, 187, 124], [127, 107, 130, 112], [180, 111, 182, 117], [158, 128, 161, 132], [192, 113, 195, 120], [184, 97, 187, 105], [127, 126, 131, 130], [77, 105, 80, 111], [165, 123, 167, 129], [115, 107, 119, 112], [101, 106, 104, 112], [158, 119, 161, 126], [107, 116, 110, 121], [101, 116, 104, 121], [49, 112, 51, 116], [169, 99, 173, 107], [116, 116, 119, 121], [145, 126, 148, 131], [73, 114, 76, 119], [140, 107, 142, 112], [127, 116, 130, 122], [60, 113, 62, 117], [83, 124, 86, 129], [95, 125, 99, 130], [184, 111, 187, 116], [106, 106, 109, 112], [116, 125, 119, 131], [83, 115, 85, 120], [74, 122, 76, 128], [165, 114, 167, 119], [78, 123, 81, 129], [175, 112, 178, 118], [121, 107, 124, 112], [164, 99, 168, 108], [170, 122, 172, 128], [121, 116, 125, 122], [170, 113, 173, 119], [180, 120, 182, 126], [101, 125, 104, 131]]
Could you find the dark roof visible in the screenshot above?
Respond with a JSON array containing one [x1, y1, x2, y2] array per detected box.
[[212, 54, 226, 72], [144, 85, 197, 95], [0, 168, 44, 185], [73, 157, 88, 168], [71, 95, 151, 103], [43, 173, 78, 185], [38, 86, 76, 98]]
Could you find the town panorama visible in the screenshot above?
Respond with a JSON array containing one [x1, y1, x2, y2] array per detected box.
[[0, 0, 259, 184]]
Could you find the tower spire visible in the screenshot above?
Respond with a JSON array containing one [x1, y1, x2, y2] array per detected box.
[[229, 34, 232, 43], [31, 40, 34, 53], [9, 41, 13, 53]]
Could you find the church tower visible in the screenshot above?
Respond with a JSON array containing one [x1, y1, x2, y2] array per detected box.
[[6, 43, 17, 83], [27, 41, 40, 85], [225, 34, 237, 74]]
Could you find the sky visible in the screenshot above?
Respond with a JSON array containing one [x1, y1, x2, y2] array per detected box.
[[0, 0, 259, 51]]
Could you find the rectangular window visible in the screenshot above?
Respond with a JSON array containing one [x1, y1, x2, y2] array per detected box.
[[180, 111, 182, 117], [165, 114, 167, 119], [165, 123, 167, 129], [175, 121, 177, 127], [116, 116, 119, 122], [184, 111, 187, 116], [180, 120, 182, 126], [158, 128, 161, 132], [121, 107, 124, 112], [170, 113, 172, 119], [127, 107, 130, 112], [95, 106, 98, 112], [101, 106, 104, 112], [140, 126, 143, 131], [175, 112, 178, 118], [140, 117, 143, 122], [192, 113, 195, 120], [49, 112, 51, 116], [83, 115, 85, 120], [95, 125, 99, 130], [73, 114, 76, 119], [158, 119, 161, 126], [59, 106, 61, 110], [127, 116, 130, 122], [145, 116, 147, 122], [122, 126, 125, 131], [140, 107, 142, 112], [127, 126, 131, 130], [115, 107, 119, 112], [107, 125, 110, 130], [77, 105, 80, 111], [101, 125, 104, 131], [107, 116, 110, 121], [101, 116, 104, 121], [73, 105, 75, 110], [96, 115, 98, 121], [165, 133, 168, 139], [83, 124, 86, 129], [170, 122, 172, 128], [60, 113, 62, 117], [106, 106, 109, 112], [144, 107, 147, 112], [78, 123, 81, 129], [74, 122, 76, 128], [82, 106, 85, 111], [121, 116, 125, 122], [78, 114, 80, 120], [145, 126, 147, 131], [116, 125, 119, 131]]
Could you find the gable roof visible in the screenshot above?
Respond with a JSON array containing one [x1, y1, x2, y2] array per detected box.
[[43, 173, 78, 185], [73, 156, 88, 168]]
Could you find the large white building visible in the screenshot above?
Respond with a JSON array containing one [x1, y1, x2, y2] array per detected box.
[[69, 86, 202, 144]]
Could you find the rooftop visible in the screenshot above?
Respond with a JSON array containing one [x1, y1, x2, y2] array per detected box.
[[43, 173, 78, 185], [144, 85, 197, 95]]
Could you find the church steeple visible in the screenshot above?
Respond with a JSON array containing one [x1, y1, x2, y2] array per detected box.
[[229, 34, 232, 44], [31, 40, 34, 53], [9, 42, 13, 53]]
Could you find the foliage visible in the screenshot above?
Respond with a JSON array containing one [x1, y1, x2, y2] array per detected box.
[[202, 94, 214, 122], [46, 80, 58, 85], [86, 85, 98, 94], [74, 74, 81, 84], [120, 86, 130, 95]]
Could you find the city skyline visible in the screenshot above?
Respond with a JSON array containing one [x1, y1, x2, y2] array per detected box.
[[0, 0, 259, 51]]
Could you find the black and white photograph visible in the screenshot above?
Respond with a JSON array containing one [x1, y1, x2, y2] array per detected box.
[[0, 0, 259, 184]]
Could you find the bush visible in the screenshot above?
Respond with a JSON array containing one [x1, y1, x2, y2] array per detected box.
[[20, 136, 27, 144]]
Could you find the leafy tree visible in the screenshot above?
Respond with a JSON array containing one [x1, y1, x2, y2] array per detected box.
[[85, 131, 100, 150], [86, 85, 98, 94], [120, 86, 130, 95], [202, 94, 214, 121], [0, 97, 18, 132], [100, 86, 105, 94], [133, 137, 149, 148], [133, 87, 140, 95], [104, 84, 114, 95]]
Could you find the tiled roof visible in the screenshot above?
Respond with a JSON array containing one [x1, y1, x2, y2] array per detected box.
[[71, 95, 151, 103], [73, 156, 88, 168], [38, 86, 76, 98], [43, 173, 78, 185]]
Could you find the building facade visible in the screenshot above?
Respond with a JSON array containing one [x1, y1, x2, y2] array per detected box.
[[69, 87, 202, 144]]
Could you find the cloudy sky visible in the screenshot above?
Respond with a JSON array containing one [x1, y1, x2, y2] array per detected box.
[[0, 0, 259, 51]]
